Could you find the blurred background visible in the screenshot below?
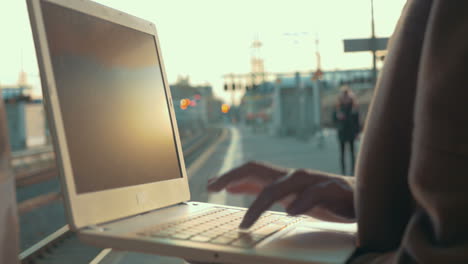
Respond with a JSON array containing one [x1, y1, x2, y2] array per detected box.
[[1, 0, 406, 263]]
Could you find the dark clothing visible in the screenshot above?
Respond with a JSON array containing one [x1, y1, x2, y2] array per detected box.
[[340, 139, 355, 175], [351, 0, 468, 263], [334, 102, 359, 175], [334, 102, 360, 142]]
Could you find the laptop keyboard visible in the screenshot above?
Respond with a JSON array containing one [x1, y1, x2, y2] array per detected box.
[[137, 207, 304, 248]]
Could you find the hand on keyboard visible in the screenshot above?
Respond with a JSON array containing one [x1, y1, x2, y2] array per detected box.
[[207, 161, 356, 229], [138, 208, 302, 248]]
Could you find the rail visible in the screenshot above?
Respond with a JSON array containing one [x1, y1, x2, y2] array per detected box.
[[19, 226, 71, 264], [17, 127, 224, 263]]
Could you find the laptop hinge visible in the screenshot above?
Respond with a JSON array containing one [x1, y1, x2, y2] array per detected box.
[[84, 202, 189, 229], [86, 224, 108, 232], [137, 201, 190, 217]]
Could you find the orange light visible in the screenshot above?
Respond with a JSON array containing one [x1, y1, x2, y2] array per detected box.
[[221, 104, 230, 114], [180, 98, 190, 109]]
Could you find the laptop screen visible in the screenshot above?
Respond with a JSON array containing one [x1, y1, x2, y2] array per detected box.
[[41, 2, 183, 194]]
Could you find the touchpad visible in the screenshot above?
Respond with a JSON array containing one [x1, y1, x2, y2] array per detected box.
[[271, 227, 356, 249], [256, 226, 356, 263]]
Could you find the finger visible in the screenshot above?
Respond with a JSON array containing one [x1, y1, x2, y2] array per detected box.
[[285, 186, 322, 215], [207, 161, 284, 192], [225, 181, 264, 194], [278, 193, 297, 208], [207, 178, 217, 184], [239, 171, 308, 229], [207, 167, 251, 192], [285, 181, 355, 222]]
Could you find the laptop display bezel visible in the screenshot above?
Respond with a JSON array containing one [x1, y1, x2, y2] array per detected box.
[[27, 0, 191, 229]]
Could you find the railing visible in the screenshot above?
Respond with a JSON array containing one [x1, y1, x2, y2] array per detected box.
[[17, 127, 225, 263], [19, 226, 71, 264]]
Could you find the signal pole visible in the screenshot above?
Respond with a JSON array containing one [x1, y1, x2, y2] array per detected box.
[[371, 0, 377, 86], [313, 36, 322, 133]]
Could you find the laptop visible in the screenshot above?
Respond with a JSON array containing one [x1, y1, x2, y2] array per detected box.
[[27, 0, 356, 263]]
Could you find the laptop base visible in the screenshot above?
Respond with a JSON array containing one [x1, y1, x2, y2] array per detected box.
[[79, 202, 356, 264]]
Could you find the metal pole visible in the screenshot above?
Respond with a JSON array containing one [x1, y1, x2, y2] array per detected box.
[[273, 76, 283, 136], [371, 0, 377, 87], [314, 36, 322, 133], [313, 80, 320, 131], [314, 79, 325, 148], [226, 74, 234, 124], [230, 73, 235, 107], [295, 72, 306, 140]]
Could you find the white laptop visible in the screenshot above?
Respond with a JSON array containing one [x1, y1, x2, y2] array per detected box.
[[27, 0, 356, 263]]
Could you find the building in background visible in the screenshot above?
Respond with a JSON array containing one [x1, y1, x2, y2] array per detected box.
[[1, 72, 46, 151], [233, 68, 376, 138]]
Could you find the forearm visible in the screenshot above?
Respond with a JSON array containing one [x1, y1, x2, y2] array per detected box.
[[350, 1, 468, 262]]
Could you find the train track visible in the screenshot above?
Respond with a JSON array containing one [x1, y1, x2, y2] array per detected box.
[[17, 127, 224, 264]]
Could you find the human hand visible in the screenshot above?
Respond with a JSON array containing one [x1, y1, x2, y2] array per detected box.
[[207, 162, 356, 229], [207, 161, 289, 196]]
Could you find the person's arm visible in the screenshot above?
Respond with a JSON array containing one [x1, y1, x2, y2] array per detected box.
[[351, 1, 468, 263]]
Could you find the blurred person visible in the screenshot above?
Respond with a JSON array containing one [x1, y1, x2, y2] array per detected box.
[[333, 86, 360, 175], [207, 1, 468, 263]]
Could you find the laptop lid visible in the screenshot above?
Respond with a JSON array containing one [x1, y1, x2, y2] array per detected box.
[[27, 0, 191, 229]]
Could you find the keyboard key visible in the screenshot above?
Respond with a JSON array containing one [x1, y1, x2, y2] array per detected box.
[[162, 227, 179, 233], [231, 238, 256, 248], [274, 219, 295, 226], [211, 236, 235, 245], [201, 230, 226, 237], [150, 232, 170, 238], [189, 226, 210, 232], [172, 233, 192, 240], [137, 208, 304, 249], [255, 225, 281, 236], [190, 235, 212, 242], [221, 225, 237, 230], [223, 231, 242, 239]]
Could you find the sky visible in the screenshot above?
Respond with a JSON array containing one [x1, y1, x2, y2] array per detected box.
[[0, 0, 406, 102]]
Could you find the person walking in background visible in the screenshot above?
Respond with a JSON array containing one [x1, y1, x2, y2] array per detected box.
[[333, 86, 360, 175]]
